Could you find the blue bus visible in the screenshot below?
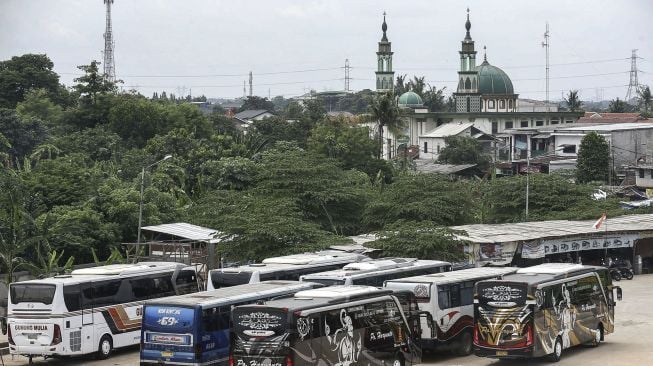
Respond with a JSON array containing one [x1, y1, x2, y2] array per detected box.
[[140, 281, 320, 366]]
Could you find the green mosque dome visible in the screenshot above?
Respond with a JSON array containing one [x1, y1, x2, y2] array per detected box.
[[398, 91, 424, 107], [476, 60, 514, 95]]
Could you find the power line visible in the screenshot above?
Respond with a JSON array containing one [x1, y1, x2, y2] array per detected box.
[[58, 67, 344, 78]]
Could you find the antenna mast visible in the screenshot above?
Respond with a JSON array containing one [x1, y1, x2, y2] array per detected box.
[[542, 22, 550, 112], [249, 71, 253, 97], [103, 0, 116, 82], [625, 49, 639, 101]]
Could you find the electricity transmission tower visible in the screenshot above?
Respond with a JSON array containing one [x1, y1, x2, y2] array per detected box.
[[344, 59, 351, 91], [542, 22, 550, 112], [625, 49, 640, 101], [103, 0, 116, 82]]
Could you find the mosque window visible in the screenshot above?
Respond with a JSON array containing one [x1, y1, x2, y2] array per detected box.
[[458, 78, 464, 90], [509, 99, 513, 109], [465, 78, 471, 89], [488, 100, 495, 109], [536, 120, 544, 126], [500, 100, 505, 109], [505, 121, 513, 129], [466, 97, 470, 112], [472, 78, 477, 90], [424, 141, 428, 153], [520, 121, 529, 128]]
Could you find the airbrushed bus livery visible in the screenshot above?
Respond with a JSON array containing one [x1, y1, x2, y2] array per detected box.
[[473, 264, 622, 362]]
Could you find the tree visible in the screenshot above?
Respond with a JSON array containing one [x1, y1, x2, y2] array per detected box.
[[576, 132, 610, 184], [423, 85, 448, 112], [73, 60, 118, 105], [186, 190, 343, 262], [608, 98, 627, 113], [437, 136, 491, 174], [0, 54, 61, 108], [394, 74, 408, 96], [564, 90, 583, 112], [363, 173, 473, 230], [638, 85, 652, 115], [15, 88, 64, 128], [238, 96, 275, 112], [0, 170, 38, 283], [406, 76, 426, 96], [367, 221, 466, 261], [0, 108, 47, 165], [369, 92, 402, 159]]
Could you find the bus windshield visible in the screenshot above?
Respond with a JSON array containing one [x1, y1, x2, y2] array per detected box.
[[302, 278, 346, 286], [210, 271, 252, 288], [10, 284, 56, 305], [143, 306, 195, 332], [477, 282, 527, 308], [233, 308, 287, 340]]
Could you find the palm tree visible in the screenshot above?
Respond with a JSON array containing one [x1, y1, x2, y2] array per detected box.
[[564, 90, 583, 112], [608, 98, 627, 113], [638, 85, 652, 114], [394, 74, 408, 96], [407, 76, 426, 96], [369, 93, 403, 159]]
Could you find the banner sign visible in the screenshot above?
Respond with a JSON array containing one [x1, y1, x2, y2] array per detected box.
[[522, 234, 639, 259]]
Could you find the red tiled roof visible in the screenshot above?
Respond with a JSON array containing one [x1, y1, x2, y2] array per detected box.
[[578, 112, 647, 124]]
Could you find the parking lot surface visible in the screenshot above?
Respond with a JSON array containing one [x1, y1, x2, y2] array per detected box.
[[4, 274, 652, 365]]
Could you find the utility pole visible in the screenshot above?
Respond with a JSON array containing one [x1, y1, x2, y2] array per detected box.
[[542, 22, 550, 113], [243, 81, 246, 98], [344, 58, 351, 92], [102, 0, 116, 82], [625, 49, 639, 101]]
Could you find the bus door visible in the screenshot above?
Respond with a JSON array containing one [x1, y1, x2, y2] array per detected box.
[[80, 283, 95, 353], [62, 284, 84, 353]]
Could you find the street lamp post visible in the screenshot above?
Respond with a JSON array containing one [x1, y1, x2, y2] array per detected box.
[[137, 154, 172, 244]]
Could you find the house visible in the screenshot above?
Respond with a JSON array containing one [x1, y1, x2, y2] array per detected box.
[[233, 109, 275, 131], [418, 121, 495, 160]]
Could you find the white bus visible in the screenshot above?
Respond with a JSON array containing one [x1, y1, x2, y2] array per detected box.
[[384, 266, 519, 355], [299, 258, 452, 287], [7, 262, 198, 362], [206, 251, 368, 290]]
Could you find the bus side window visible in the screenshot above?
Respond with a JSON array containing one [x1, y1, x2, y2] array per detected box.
[[63, 285, 81, 312], [87, 280, 122, 307], [460, 281, 474, 306], [438, 285, 450, 309]]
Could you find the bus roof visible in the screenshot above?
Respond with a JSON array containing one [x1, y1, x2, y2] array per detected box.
[[480, 264, 606, 287], [10, 262, 187, 286], [385, 266, 519, 286], [300, 258, 450, 280], [145, 281, 317, 308], [237, 286, 393, 313], [216, 251, 367, 274]]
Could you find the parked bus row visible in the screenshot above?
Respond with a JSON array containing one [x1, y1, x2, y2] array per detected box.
[[7, 259, 622, 365]]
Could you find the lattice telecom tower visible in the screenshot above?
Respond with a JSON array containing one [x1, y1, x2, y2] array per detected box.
[[103, 0, 116, 82], [542, 22, 550, 112], [344, 59, 351, 91], [625, 49, 639, 101]]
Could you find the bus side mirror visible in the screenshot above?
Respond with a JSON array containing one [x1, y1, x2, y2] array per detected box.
[[616, 287, 622, 301]]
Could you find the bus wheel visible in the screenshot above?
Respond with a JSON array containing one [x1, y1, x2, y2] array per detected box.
[[391, 353, 405, 366], [454, 331, 473, 356], [548, 337, 562, 362], [96, 334, 113, 360], [591, 325, 603, 347]]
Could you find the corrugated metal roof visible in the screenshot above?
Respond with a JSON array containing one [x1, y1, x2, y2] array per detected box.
[[414, 161, 477, 174], [420, 122, 474, 138], [141, 222, 222, 243], [451, 214, 653, 244]]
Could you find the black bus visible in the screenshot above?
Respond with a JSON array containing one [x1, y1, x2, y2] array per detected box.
[[230, 286, 424, 366], [473, 263, 622, 362]]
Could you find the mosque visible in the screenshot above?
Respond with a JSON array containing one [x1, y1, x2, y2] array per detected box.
[[375, 10, 584, 162]]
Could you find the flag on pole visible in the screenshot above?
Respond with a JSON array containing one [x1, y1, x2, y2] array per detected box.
[[593, 213, 607, 230]]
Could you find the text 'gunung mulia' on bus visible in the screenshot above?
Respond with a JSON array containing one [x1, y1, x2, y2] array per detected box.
[[7, 258, 623, 365]]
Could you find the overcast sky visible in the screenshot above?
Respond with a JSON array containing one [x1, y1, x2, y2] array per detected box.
[[1, 0, 652, 101]]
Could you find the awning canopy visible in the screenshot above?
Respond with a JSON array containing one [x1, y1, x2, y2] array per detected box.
[[141, 222, 222, 244]]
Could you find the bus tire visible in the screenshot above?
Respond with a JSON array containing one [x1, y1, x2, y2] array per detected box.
[[454, 331, 473, 356], [548, 337, 562, 362], [591, 325, 603, 347], [391, 353, 405, 366], [97, 334, 113, 360]]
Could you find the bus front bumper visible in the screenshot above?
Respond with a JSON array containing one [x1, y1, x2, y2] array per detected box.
[[474, 344, 534, 359]]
